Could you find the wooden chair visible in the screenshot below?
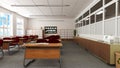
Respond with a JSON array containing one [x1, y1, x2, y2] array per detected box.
[[47, 39, 60, 43], [23, 36, 30, 43]]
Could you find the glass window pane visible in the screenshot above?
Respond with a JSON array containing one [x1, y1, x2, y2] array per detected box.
[[83, 20, 86, 26], [86, 17, 89, 25], [96, 10, 103, 22], [91, 0, 103, 13], [16, 18, 24, 35], [105, 0, 112, 4], [79, 16, 82, 21], [83, 10, 89, 18], [118, 0, 120, 16], [90, 15, 95, 24], [4, 29, 8, 36], [0, 29, 3, 36], [0, 17, 2, 27], [0, 13, 11, 36], [105, 3, 116, 19]]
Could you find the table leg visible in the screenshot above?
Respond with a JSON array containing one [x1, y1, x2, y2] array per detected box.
[[58, 58, 62, 68], [0, 48, 4, 58], [23, 58, 35, 68]]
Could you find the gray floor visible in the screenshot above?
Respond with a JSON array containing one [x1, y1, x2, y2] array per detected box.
[[0, 40, 115, 68]]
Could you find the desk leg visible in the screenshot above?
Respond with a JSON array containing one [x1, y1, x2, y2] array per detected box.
[[59, 58, 62, 68], [23, 58, 35, 68], [59, 49, 62, 68], [0, 48, 4, 58]]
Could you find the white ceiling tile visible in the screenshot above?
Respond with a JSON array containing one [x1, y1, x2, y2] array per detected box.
[[0, 0, 94, 18], [16, 0, 34, 5], [48, 0, 62, 5], [33, 0, 48, 5], [0, 0, 18, 5], [51, 7, 62, 15], [39, 7, 52, 15]]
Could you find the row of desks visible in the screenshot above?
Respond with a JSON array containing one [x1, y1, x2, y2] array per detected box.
[[3, 38, 24, 50], [2, 39, 63, 68]]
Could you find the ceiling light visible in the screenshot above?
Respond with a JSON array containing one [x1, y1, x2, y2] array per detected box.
[[11, 5, 70, 7]]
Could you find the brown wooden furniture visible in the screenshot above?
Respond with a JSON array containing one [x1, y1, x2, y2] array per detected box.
[[3, 39, 19, 55], [23, 43, 62, 67], [19, 38, 25, 45], [115, 52, 120, 68], [74, 37, 120, 65]]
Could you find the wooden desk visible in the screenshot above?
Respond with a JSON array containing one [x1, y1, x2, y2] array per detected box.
[[3, 40, 13, 50], [23, 43, 62, 67], [19, 38, 25, 45]]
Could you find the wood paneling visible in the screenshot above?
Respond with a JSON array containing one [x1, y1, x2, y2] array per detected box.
[[74, 37, 120, 64], [25, 48, 60, 59]]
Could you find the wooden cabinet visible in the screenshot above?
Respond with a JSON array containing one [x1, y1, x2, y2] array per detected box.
[[74, 37, 120, 64]]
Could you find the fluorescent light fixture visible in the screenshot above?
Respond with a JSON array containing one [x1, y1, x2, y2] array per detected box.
[[96, 10, 103, 15], [11, 5, 70, 7]]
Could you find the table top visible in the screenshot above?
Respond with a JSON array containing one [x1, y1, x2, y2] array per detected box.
[[3, 40, 13, 42], [24, 43, 62, 47], [19, 38, 25, 39]]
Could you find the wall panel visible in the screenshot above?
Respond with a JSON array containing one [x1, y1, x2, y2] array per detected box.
[[118, 17, 120, 36], [104, 18, 115, 35], [95, 21, 103, 35]]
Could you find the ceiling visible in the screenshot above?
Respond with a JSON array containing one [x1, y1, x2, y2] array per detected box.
[[0, 0, 94, 19]]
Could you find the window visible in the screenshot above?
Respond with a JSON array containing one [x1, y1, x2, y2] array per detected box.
[[96, 10, 103, 22], [86, 17, 89, 25], [83, 10, 89, 18], [83, 20, 86, 26], [0, 13, 12, 37], [79, 16, 82, 21], [118, 0, 120, 16], [80, 23, 82, 27], [105, 0, 112, 4], [105, 3, 116, 19], [16, 18, 24, 36], [91, 0, 103, 13], [80, 21, 83, 27], [90, 15, 95, 24]]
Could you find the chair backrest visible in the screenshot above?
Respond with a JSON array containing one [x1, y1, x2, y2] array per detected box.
[[30, 35, 35, 39], [12, 37, 19, 43], [36, 39, 47, 43], [44, 35, 60, 40], [34, 35, 38, 38], [0, 39, 3, 47], [3, 37, 12, 40], [47, 39, 60, 43], [23, 36, 29, 40]]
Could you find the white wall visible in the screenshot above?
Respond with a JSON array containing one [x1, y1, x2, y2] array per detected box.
[[27, 18, 75, 39], [27, 18, 75, 30]]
